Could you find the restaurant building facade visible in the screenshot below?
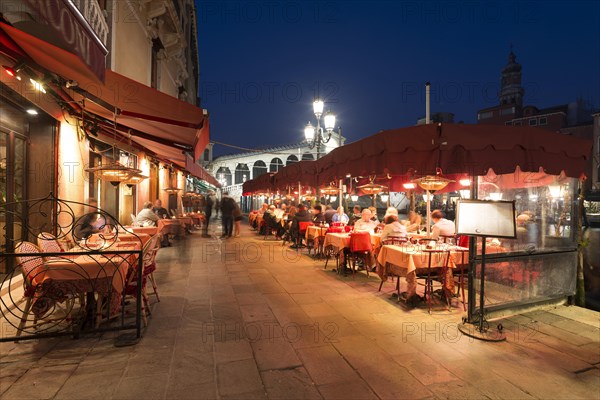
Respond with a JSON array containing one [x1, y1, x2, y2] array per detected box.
[[0, 0, 217, 272]]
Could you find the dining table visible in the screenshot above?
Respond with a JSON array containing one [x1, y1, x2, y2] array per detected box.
[[124, 226, 158, 236], [305, 225, 328, 253], [88, 232, 151, 247], [157, 218, 185, 236], [323, 232, 382, 271], [30, 242, 141, 324], [376, 243, 467, 298]]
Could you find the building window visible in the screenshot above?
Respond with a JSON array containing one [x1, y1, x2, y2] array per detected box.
[[478, 111, 493, 120], [514, 121, 522, 126], [150, 39, 163, 89], [539, 117, 547, 125], [529, 119, 537, 126], [500, 107, 514, 116]]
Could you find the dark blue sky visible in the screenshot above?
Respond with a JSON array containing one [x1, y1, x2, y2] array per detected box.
[[196, 0, 600, 156]]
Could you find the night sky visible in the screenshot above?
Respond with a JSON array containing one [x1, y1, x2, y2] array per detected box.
[[196, 0, 600, 156]]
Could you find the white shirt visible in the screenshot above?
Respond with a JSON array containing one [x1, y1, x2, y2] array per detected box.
[[380, 221, 407, 241], [431, 218, 456, 240], [135, 208, 159, 227], [354, 219, 378, 233]]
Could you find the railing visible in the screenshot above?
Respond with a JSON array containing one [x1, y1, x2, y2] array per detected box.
[[0, 194, 143, 343], [71, 0, 109, 45]]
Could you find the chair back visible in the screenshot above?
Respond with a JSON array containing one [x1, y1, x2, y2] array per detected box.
[[330, 222, 344, 227], [37, 232, 65, 254], [298, 221, 313, 234], [327, 226, 344, 233], [440, 234, 457, 245], [349, 231, 372, 252], [382, 236, 408, 245], [458, 235, 469, 248], [142, 234, 161, 273], [15, 241, 44, 288]]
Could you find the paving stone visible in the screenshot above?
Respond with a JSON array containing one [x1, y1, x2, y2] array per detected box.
[[392, 351, 458, 386], [317, 380, 378, 400], [251, 336, 302, 371], [426, 378, 488, 399], [240, 303, 277, 323], [214, 339, 254, 364], [475, 377, 537, 399], [299, 302, 339, 319], [236, 292, 268, 305], [54, 366, 123, 400], [123, 347, 173, 377], [296, 345, 361, 386], [261, 367, 322, 399], [1, 364, 78, 400], [164, 381, 218, 400], [217, 359, 264, 397], [112, 373, 169, 399]]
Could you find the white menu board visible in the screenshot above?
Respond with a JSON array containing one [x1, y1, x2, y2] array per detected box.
[[456, 200, 516, 239]]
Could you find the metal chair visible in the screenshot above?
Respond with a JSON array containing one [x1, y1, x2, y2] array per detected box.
[[416, 249, 451, 313], [377, 236, 408, 291], [347, 231, 373, 278], [123, 235, 161, 326], [14, 241, 44, 337]]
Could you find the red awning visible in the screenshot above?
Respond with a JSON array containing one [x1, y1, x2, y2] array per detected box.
[[0, 22, 209, 163], [0, 22, 101, 86], [243, 173, 275, 194], [74, 70, 209, 161], [172, 154, 220, 188], [315, 124, 592, 182], [272, 160, 318, 189]]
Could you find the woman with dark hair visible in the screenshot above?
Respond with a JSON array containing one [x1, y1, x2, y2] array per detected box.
[[380, 215, 407, 242]]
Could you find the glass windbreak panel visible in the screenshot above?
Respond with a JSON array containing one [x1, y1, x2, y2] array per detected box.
[[473, 252, 577, 309], [0, 132, 6, 203], [477, 171, 577, 254]]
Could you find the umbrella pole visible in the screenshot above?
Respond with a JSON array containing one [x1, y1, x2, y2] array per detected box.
[[426, 189, 431, 238]]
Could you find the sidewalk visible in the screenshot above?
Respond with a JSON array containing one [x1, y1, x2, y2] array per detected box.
[[1, 223, 599, 399]]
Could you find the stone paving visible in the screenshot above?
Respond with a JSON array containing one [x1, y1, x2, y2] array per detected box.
[[1, 222, 599, 399]]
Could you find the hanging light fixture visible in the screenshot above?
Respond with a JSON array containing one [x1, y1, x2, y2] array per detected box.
[[85, 110, 141, 183], [163, 167, 182, 193], [320, 185, 339, 195], [412, 174, 453, 192], [357, 182, 387, 195], [379, 193, 389, 203], [350, 194, 359, 202], [410, 168, 454, 238], [123, 172, 148, 185]]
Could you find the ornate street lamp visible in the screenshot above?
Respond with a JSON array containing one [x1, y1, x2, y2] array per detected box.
[[304, 99, 342, 159]]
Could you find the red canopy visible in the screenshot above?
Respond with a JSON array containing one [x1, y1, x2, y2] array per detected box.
[[242, 173, 275, 195], [272, 160, 318, 190], [315, 124, 591, 183]]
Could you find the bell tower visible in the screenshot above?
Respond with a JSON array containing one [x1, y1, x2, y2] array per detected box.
[[499, 47, 524, 106]]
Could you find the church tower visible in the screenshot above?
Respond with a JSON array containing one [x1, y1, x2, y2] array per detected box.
[[499, 49, 524, 106]]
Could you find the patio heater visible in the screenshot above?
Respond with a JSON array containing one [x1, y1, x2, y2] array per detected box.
[[412, 171, 453, 237]]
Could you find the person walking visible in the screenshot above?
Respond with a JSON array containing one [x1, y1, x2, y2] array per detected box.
[[233, 201, 243, 237], [220, 192, 236, 238], [202, 192, 214, 237]]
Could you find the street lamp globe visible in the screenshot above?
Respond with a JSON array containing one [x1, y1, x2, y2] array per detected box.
[[324, 110, 336, 132], [304, 122, 315, 141], [313, 99, 324, 118]]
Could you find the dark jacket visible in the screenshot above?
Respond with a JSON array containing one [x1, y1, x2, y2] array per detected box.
[[291, 210, 312, 232], [204, 196, 214, 217], [312, 212, 326, 224], [220, 196, 236, 216], [323, 208, 337, 223]]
